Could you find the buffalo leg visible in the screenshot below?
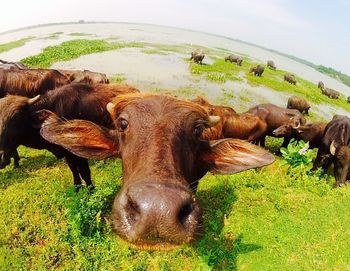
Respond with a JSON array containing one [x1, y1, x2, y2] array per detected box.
[[65, 156, 82, 188], [76, 157, 94, 190], [12, 149, 20, 168], [0, 151, 12, 169]]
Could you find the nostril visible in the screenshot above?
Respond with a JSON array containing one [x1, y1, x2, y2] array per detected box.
[[177, 201, 194, 226], [125, 197, 141, 225]]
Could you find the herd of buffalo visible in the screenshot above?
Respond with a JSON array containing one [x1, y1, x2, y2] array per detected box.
[[0, 51, 349, 246]]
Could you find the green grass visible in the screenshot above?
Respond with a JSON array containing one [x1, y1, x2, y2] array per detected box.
[[68, 32, 93, 37], [1, 141, 349, 270], [109, 74, 127, 83], [21, 39, 145, 68], [0, 37, 33, 53]]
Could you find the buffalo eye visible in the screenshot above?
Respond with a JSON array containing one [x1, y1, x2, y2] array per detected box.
[[117, 118, 129, 131], [193, 124, 205, 137]]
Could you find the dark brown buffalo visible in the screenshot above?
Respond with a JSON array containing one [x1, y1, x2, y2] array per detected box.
[[273, 121, 326, 149], [287, 95, 311, 115], [0, 59, 28, 70], [190, 49, 205, 64], [267, 60, 276, 70], [39, 93, 275, 246], [0, 83, 139, 188], [250, 65, 264, 76], [225, 54, 243, 66], [347, 96, 350, 103], [313, 115, 350, 186], [318, 81, 324, 90], [320, 86, 340, 99], [192, 97, 266, 142], [247, 103, 306, 148], [284, 74, 296, 85], [0, 68, 70, 98], [58, 69, 109, 84]]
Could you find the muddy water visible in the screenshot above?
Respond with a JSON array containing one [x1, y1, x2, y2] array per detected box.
[[1, 22, 349, 96]]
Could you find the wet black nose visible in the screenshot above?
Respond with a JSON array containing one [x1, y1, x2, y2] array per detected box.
[[112, 182, 201, 244]]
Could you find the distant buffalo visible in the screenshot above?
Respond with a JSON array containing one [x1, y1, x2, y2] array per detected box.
[[250, 65, 264, 76], [287, 96, 311, 115], [267, 60, 276, 70], [58, 69, 109, 84], [318, 81, 324, 90], [284, 74, 296, 85], [225, 54, 243, 66], [190, 49, 205, 64], [347, 96, 350, 103], [320, 86, 340, 99]]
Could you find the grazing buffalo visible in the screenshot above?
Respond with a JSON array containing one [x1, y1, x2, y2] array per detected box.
[[192, 97, 266, 143], [267, 60, 276, 70], [320, 86, 340, 99], [247, 103, 306, 148], [225, 54, 243, 66], [347, 96, 350, 103], [250, 65, 264, 76], [287, 95, 311, 115], [313, 115, 350, 186], [318, 81, 324, 90], [190, 49, 205, 64], [0, 68, 70, 98], [58, 69, 109, 84], [0, 83, 139, 188], [39, 93, 275, 246], [284, 74, 296, 85], [273, 121, 326, 149]]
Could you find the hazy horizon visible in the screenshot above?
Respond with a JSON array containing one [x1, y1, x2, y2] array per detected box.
[[0, 0, 349, 74]]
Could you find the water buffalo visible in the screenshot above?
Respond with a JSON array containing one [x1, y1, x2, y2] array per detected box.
[[0, 68, 70, 98], [273, 121, 326, 149], [192, 97, 267, 143], [287, 96, 311, 115], [190, 49, 205, 64], [318, 81, 324, 90], [247, 103, 306, 148], [267, 60, 276, 70], [39, 93, 275, 246], [58, 69, 109, 84], [0, 83, 139, 188], [250, 65, 264, 76], [320, 86, 340, 99], [225, 54, 243, 66], [284, 74, 296, 85], [347, 96, 350, 103], [313, 115, 350, 186]]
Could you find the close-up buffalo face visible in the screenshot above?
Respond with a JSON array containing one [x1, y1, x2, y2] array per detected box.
[[39, 93, 275, 247]]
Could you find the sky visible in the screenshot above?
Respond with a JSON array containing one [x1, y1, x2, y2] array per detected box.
[[0, 0, 349, 74]]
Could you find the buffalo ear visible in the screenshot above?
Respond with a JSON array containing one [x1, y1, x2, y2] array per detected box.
[[37, 110, 119, 160], [200, 139, 275, 174]]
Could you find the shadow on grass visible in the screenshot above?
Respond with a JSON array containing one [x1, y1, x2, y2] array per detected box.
[[0, 154, 59, 189], [195, 180, 262, 270]]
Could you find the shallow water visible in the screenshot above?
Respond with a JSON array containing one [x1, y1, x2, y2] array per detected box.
[[1, 22, 349, 96]]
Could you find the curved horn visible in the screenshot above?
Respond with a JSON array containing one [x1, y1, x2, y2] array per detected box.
[[330, 140, 337, 156], [208, 115, 220, 127], [293, 120, 300, 129], [28, 95, 40, 105], [106, 102, 115, 115]]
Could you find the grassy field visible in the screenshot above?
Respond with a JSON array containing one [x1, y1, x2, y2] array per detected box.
[[1, 142, 349, 270], [0, 37, 33, 53], [1, 37, 350, 270]]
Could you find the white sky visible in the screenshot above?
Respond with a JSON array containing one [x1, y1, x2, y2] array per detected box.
[[1, 0, 349, 74]]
